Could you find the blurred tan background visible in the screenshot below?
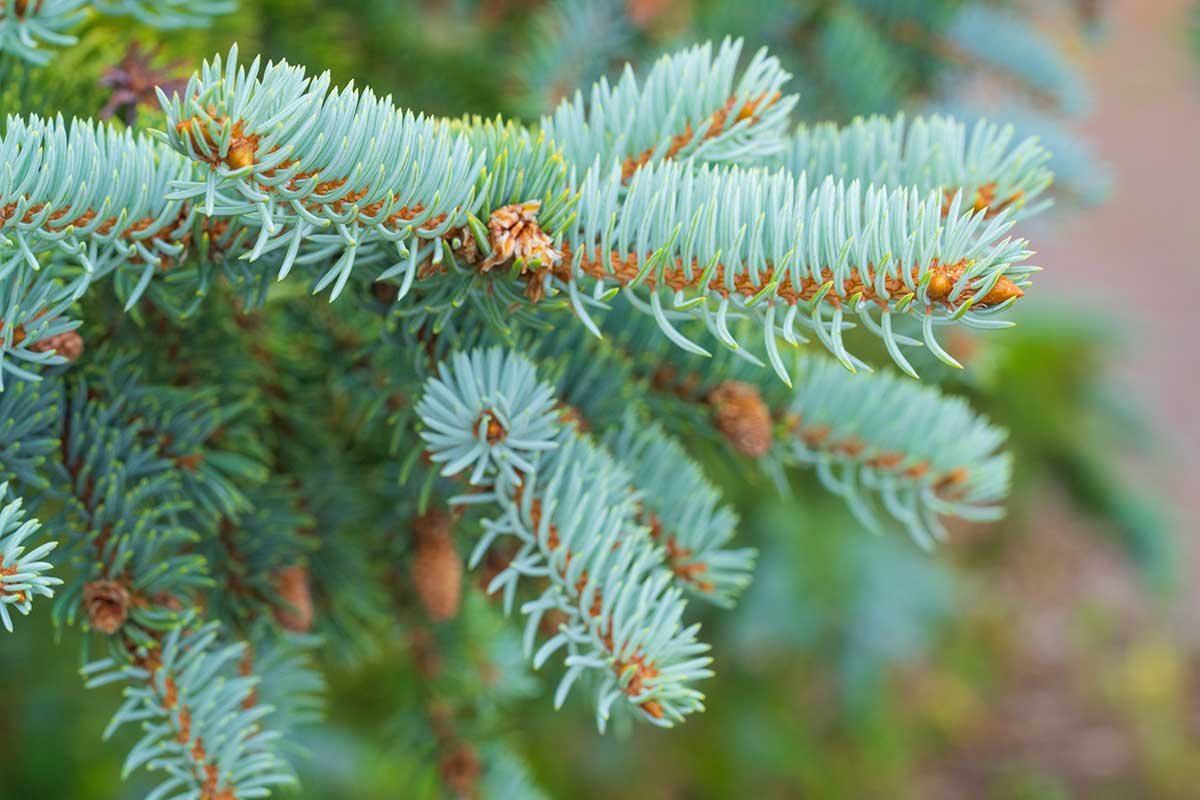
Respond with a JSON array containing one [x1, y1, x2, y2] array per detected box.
[[1037, 0, 1199, 605], [915, 3, 1200, 793]]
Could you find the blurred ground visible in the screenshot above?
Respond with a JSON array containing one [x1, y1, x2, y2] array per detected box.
[[1037, 0, 1199, 600]]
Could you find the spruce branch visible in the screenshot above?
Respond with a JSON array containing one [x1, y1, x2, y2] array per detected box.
[[0, 370, 60, 490], [157, 49, 577, 312], [506, 338, 754, 606], [54, 371, 210, 635], [0, 28, 1067, 775], [564, 160, 1036, 381], [0, 258, 87, 386], [158, 45, 485, 300], [416, 348, 718, 730], [781, 356, 1011, 547], [0, 114, 194, 317], [2, 43, 1054, 381], [535, 308, 1013, 545], [0, 0, 87, 65], [543, 37, 797, 177], [0, 481, 60, 631], [785, 113, 1054, 221], [82, 618, 303, 800], [604, 414, 755, 607], [938, 98, 1111, 207], [45, 359, 324, 796]]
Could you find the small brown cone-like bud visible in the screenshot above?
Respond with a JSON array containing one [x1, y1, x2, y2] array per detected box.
[[272, 565, 314, 633], [708, 381, 773, 458], [411, 509, 462, 622], [30, 330, 84, 361], [84, 580, 132, 635], [479, 200, 562, 273], [1, 322, 26, 347], [440, 742, 481, 798], [226, 140, 255, 170], [925, 269, 956, 302], [977, 276, 1024, 307]]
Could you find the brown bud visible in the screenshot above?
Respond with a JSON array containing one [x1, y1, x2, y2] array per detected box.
[[411, 509, 462, 622], [708, 381, 773, 458], [476, 412, 506, 444], [479, 200, 562, 273], [977, 276, 1024, 307], [440, 742, 481, 798], [272, 565, 314, 633], [523, 266, 550, 304], [935, 467, 971, 495], [925, 270, 955, 302], [226, 141, 255, 170], [29, 329, 84, 362], [84, 580, 132, 635], [2, 322, 26, 347]]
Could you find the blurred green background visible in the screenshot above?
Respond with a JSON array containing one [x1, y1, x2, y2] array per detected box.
[[2, 1, 1197, 798]]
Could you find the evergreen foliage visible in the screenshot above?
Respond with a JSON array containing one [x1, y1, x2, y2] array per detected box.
[[0, 481, 60, 631], [0, 1, 1138, 797]]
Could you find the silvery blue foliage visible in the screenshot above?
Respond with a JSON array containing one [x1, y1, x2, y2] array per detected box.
[[604, 412, 755, 607], [0, 114, 194, 354], [0, 0, 88, 65], [0, 373, 60, 486], [83, 618, 313, 800], [158, 45, 483, 300], [543, 37, 797, 173], [418, 348, 722, 730], [417, 348, 561, 487], [0, 481, 60, 632], [783, 356, 1011, 548], [785, 113, 1054, 220], [568, 158, 1036, 380]]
